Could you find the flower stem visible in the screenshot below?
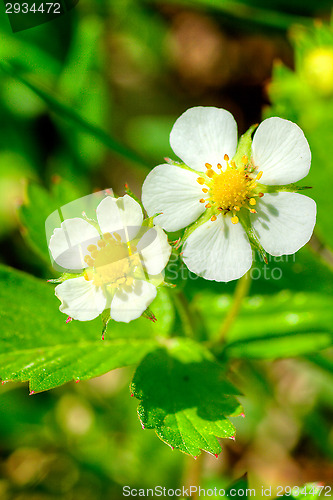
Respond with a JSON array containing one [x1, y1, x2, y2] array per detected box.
[[173, 290, 196, 338], [216, 270, 251, 345]]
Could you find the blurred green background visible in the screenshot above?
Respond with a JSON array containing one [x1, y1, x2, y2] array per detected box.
[[0, 0, 333, 498]]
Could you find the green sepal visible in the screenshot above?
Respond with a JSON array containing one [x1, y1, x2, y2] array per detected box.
[[101, 309, 111, 340], [124, 185, 145, 212], [232, 124, 258, 168], [262, 183, 313, 193], [142, 214, 158, 228], [161, 280, 177, 288], [47, 272, 84, 284], [240, 212, 268, 264], [165, 158, 201, 176], [142, 307, 157, 323], [181, 209, 213, 244]]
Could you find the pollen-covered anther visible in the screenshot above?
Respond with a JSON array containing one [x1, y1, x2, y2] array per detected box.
[[206, 169, 215, 178], [234, 206, 240, 211], [87, 244, 97, 252], [256, 171, 263, 180], [205, 203, 211, 208], [249, 198, 256, 206], [84, 255, 94, 266], [205, 163, 212, 169], [202, 188, 208, 193], [197, 177, 205, 185], [241, 155, 248, 164], [250, 209, 257, 214], [199, 198, 206, 203], [211, 215, 217, 221], [97, 239, 106, 248], [217, 163, 222, 169], [259, 192, 264, 198], [231, 216, 239, 224], [224, 154, 229, 161]]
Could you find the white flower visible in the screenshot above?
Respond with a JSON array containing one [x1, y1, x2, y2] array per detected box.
[[48, 195, 171, 322], [142, 107, 316, 282]]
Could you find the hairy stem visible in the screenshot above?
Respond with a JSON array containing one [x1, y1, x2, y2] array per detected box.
[[173, 290, 196, 338], [216, 270, 251, 344]]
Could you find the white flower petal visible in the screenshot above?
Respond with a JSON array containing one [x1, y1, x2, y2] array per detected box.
[[252, 192, 316, 256], [252, 117, 311, 185], [55, 277, 106, 321], [141, 164, 205, 232], [49, 218, 100, 270], [169, 107, 238, 171], [182, 215, 252, 282], [110, 280, 157, 323], [136, 226, 171, 275], [96, 195, 143, 241]]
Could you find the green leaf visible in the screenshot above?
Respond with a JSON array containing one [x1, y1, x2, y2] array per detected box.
[[195, 291, 333, 359], [130, 338, 242, 457], [0, 265, 164, 393]]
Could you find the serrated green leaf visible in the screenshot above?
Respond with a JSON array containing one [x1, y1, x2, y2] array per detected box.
[[0, 265, 168, 393], [130, 338, 242, 457]]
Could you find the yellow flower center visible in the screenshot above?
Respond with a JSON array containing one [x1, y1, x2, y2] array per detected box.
[[211, 169, 250, 210], [197, 155, 263, 224], [83, 232, 139, 288]]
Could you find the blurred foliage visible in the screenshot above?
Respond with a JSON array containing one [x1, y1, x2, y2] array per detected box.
[[1, 0, 333, 498]]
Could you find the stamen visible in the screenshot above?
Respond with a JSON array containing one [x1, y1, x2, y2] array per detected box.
[[205, 203, 211, 208], [114, 233, 122, 241], [231, 216, 239, 224], [256, 171, 263, 180], [250, 209, 257, 214], [230, 160, 236, 168], [199, 198, 206, 203], [233, 206, 240, 211], [241, 155, 248, 164], [97, 240, 106, 248], [259, 192, 264, 197], [224, 154, 229, 161], [84, 256, 94, 266], [217, 163, 222, 169], [197, 177, 205, 185], [211, 215, 217, 221], [205, 163, 212, 169], [206, 169, 215, 178], [87, 244, 97, 252], [202, 188, 208, 193], [249, 198, 256, 206]]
